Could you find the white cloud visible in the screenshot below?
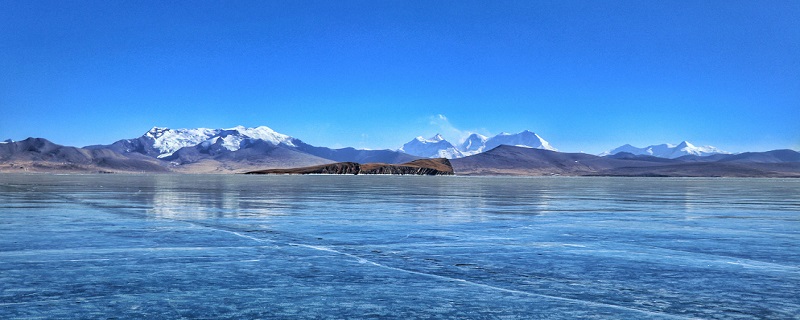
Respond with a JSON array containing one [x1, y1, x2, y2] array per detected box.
[[428, 114, 481, 144]]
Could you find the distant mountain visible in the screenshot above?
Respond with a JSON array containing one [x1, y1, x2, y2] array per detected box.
[[0, 138, 168, 173], [671, 150, 800, 163], [400, 134, 464, 159], [605, 152, 682, 163], [158, 139, 332, 173], [4, 126, 798, 176], [89, 125, 418, 172], [483, 130, 557, 152], [401, 130, 556, 159], [717, 149, 800, 163], [96, 126, 297, 159], [459, 133, 489, 155], [452, 145, 800, 177], [451, 145, 648, 176], [601, 141, 728, 159], [294, 142, 420, 164]]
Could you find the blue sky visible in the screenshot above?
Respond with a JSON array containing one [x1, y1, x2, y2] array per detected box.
[[1, 1, 798, 154]]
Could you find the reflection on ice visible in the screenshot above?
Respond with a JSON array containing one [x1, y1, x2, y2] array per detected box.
[[1, 174, 799, 319], [147, 175, 289, 220]]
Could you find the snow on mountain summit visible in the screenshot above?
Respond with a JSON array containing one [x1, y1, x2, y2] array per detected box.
[[601, 141, 729, 159], [401, 134, 464, 159], [400, 130, 556, 159], [483, 130, 556, 152], [459, 133, 489, 155], [144, 126, 295, 158]]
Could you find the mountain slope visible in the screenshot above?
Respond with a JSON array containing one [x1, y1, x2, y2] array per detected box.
[[717, 149, 800, 163], [0, 138, 169, 173], [96, 126, 418, 168], [452, 145, 800, 177], [165, 140, 334, 174], [451, 145, 649, 175], [294, 142, 420, 164]]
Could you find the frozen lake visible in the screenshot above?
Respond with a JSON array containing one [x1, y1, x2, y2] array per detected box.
[[1, 174, 799, 319]]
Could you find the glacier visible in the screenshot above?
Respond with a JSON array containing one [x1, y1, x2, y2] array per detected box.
[[146, 126, 295, 158]]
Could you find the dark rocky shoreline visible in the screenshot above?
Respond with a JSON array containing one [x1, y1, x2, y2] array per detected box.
[[245, 158, 454, 176]]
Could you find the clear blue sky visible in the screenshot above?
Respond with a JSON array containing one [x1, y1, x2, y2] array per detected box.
[[1, 0, 798, 153]]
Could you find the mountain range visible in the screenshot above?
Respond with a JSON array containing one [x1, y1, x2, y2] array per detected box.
[[1, 125, 798, 177], [451, 146, 800, 177], [400, 130, 556, 159], [599, 141, 729, 159]]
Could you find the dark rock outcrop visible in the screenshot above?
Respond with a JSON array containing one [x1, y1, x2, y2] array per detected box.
[[245, 158, 453, 175]]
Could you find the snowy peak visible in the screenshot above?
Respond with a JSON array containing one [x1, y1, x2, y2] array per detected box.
[[401, 134, 463, 159], [414, 134, 445, 143], [483, 130, 556, 152], [460, 133, 489, 154], [675, 141, 692, 148], [141, 125, 296, 158], [401, 130, 555, 159], [602, 141, 729, 159]]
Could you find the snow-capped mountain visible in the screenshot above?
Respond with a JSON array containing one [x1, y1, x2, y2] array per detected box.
[[400, 134, 464, 159], [144, 126, 296, 158], [95, 125, 419, 167], [483, 130, 556, 152], [601, 141, 729, 159], [400, 130, 556, 159], [459, 133, 489, 156]]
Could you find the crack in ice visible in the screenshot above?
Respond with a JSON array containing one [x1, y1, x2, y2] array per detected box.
[[9, 184, 701, 319]]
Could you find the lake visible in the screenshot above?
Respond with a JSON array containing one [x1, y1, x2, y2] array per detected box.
[[1, 174, 798, 319]]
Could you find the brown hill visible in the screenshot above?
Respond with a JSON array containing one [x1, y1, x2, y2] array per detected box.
[[451, 145, 800, 177]]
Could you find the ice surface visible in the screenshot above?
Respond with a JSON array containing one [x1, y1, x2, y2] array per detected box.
[[1, 175, 799, 319]]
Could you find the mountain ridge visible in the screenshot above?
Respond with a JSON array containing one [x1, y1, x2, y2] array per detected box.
[[451, 145, 800, 177], [2, 125, 798, 176], [400, 130, 556, 159], [601, 141, 729, 159], [0, 138, 169, 173], [89, 125, 419, 172]]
